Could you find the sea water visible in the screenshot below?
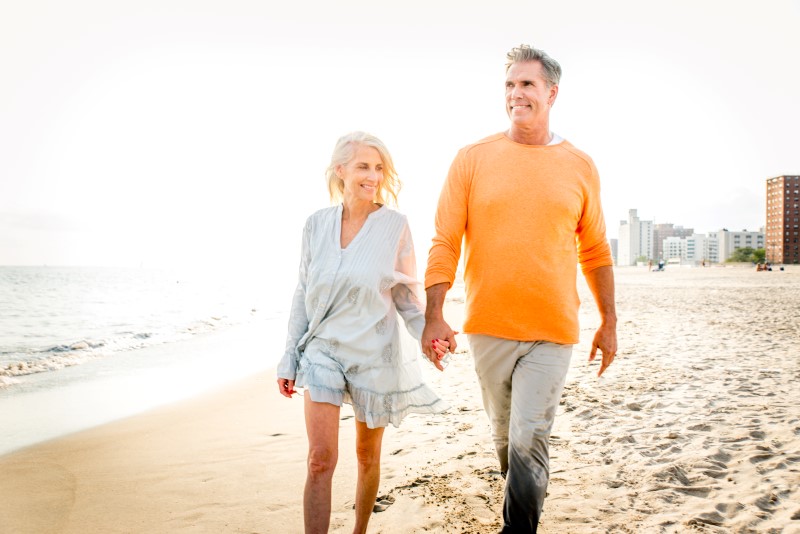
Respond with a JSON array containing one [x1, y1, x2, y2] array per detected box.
[[0, 265, 290, 455]]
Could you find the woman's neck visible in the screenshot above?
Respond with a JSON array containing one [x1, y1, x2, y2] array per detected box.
[[342, 197, 379, 221]]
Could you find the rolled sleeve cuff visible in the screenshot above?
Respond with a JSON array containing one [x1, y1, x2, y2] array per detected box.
[[424, 270, 454, 290]]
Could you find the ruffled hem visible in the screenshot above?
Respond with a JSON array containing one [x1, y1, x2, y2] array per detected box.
[[347, 382, 449, 429], [296, 360, 448, 429]]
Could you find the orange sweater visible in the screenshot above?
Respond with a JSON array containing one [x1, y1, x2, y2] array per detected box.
[[425, 133, 613, 343]]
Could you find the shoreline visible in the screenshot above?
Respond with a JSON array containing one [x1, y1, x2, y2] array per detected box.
[[1, 268, 798, 532], [0, 316, 286, 456]]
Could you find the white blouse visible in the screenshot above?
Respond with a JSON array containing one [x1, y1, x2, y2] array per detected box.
[[277, 205, 445, 428]]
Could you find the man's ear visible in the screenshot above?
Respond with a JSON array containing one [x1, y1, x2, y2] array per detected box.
[[549, 84, 559, 106]]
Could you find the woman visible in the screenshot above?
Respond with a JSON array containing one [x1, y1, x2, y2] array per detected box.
[[276, 131, 449, 533]]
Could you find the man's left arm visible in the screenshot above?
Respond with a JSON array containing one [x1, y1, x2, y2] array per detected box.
[[583, 265, 617, 376]]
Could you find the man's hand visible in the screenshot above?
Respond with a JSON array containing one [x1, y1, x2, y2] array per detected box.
[[422, 283, 457, 371], [589, 322, 617, 376], [584, 265, 617, 377], [422, 318, 457, 371]]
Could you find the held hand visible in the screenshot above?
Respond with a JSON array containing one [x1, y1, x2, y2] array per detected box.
[[277, 378, 296, 398], [422, 318, 457, 371], [432, 338, 449, 357], [589, 322, 617, 377]]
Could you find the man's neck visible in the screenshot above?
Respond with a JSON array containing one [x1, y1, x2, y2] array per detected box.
[[505, 123, 552, 146]]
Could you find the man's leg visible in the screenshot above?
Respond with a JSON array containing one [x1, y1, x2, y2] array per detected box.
[[503, 342, 572, 532], [468, 334, 525, 473]]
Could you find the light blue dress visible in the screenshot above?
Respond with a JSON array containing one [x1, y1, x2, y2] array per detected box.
[[277, 205, 447, 428]]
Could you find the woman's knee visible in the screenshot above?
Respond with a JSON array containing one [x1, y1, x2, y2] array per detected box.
[[307, 446, 338, 477], [355, 442, 382, 470]]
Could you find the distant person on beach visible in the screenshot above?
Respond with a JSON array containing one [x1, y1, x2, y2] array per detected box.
[[422, 45, 617, 532], [276, 132, 449, 534]]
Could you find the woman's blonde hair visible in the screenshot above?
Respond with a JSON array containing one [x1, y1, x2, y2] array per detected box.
[[325, 132, 401, 207]]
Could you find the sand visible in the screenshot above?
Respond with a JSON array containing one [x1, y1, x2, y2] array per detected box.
[[1, 266, 798, 533]]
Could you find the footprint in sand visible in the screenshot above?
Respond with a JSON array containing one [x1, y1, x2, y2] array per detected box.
[[394, 475, 433, 490], [372, 494, 396, 513], [688, 511, 725, 527], [720, 435, 749, 443], [409, 475, 433, 487], [715, 501, 744, 517], [475, 467, 504, 481], [754, 492, 780, 512], [701, 468, 728, 479], [709, 450, 732, 464]]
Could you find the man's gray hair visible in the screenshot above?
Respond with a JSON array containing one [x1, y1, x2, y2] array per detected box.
[[505, 44, 562, 87]]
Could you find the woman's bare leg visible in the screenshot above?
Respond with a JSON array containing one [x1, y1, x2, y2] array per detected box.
[[303, 395, 341, 534], [352, 419, 385, 534]]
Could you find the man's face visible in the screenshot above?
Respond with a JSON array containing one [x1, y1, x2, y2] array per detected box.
[[505, 60, 558, 127]]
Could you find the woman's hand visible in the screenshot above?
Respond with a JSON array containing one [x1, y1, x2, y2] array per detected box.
[[277, 378, 296, 398], [432, 338, 450, 358]]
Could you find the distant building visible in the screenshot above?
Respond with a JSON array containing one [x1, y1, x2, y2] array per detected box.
[[609, 238, 618, 265], [618, 209, 653, 266], [708, 229, 765, 262], [663, 236, 683, 262], [662, 234, 718, 264], [653, 223, 694, 260], [766, 175, 800, 264], [686, 234, 716, 264]]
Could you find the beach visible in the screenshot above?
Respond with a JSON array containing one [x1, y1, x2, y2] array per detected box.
[[1, 266, 798, 533]]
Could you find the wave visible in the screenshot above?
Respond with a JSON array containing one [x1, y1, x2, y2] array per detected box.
[[0, 313, 255, 383]]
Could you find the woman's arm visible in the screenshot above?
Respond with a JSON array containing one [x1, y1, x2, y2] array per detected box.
[[391, 220, 426, 341], [276, 218, 312, 381]]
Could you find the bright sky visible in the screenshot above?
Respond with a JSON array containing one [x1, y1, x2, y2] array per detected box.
[[2, 0, 799, 276]]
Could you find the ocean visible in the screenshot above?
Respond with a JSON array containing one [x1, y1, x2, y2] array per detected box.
[[0, 265, 290, 455]]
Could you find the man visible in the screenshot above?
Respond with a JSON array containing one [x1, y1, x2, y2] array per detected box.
[[422, 44, 617, 532]]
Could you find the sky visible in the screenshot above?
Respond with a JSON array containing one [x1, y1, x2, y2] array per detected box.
[[1, 0, 799, 275]]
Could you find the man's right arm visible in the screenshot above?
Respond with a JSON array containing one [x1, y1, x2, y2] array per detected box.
[[421, 283, 456, 370], [423, 147, 470, 369]]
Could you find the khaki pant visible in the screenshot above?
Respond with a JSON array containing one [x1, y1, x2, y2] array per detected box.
[[468, 334, 573, 533]]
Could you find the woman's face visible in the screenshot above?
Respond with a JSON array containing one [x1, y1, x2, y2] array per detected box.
[[337, 144, 384, 203]]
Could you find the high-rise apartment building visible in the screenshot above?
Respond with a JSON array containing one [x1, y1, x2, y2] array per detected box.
[[618, 209, 654, 266], [766, 175, 800, 264]]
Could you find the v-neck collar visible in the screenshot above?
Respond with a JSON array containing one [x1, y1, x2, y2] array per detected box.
[[336, 203, 386, 251]]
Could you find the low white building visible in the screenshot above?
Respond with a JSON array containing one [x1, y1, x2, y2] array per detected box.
[[661, 234, 718, 264], [708, 229, 764, 262], [663, 236, 683, 262]]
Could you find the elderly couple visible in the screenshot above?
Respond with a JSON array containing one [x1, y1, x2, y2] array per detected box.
[[276, 44, 617, 534]]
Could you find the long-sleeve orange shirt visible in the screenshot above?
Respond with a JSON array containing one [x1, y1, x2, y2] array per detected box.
[[425, 133, 613, 343]]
